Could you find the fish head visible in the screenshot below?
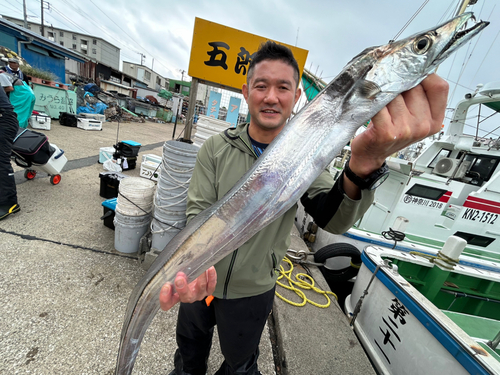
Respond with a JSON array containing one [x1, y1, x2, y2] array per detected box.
[[364, 12, 489, 95]]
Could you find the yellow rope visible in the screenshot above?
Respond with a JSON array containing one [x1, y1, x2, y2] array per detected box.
[[275, 257, 337, 308], [409, 251, 458, 269]]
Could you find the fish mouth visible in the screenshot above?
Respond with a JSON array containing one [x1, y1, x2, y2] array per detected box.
[[436, 12, 489, 60]]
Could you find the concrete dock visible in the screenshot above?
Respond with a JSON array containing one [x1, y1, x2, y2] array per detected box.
[[0, 119, 375, 374]]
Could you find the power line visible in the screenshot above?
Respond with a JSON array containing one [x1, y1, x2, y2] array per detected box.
[[84, 0, 178, 75]]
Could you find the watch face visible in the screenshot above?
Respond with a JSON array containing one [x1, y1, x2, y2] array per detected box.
[[370, 171, 390, 190]]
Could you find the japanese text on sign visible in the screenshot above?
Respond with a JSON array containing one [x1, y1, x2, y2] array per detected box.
[[37, 93, 74, 112], [189, 18, 308, 90]]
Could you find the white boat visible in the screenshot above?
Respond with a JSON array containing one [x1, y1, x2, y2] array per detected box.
[[343, 237, 500, 374], [295, 83, 500, 374]]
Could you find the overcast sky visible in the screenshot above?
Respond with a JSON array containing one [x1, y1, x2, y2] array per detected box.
[[1, 0, 499, 136]]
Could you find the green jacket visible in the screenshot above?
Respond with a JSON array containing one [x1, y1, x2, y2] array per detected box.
[[186, 123, 374, 299]]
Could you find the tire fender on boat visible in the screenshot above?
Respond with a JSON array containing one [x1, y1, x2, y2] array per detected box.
[[314, 243, 362, 282]]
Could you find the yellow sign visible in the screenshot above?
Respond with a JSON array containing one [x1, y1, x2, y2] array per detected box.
[[188, 18, 308, 91]]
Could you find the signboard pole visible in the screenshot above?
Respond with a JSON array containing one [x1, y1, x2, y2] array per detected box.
[[184, 78, 199, 142]]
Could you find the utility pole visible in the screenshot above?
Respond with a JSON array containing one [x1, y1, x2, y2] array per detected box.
[[137, 53, 146, 65], [41, 0, 44, 37], [23, 0, 28, 28]]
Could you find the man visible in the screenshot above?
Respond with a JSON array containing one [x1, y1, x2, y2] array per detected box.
[[2, 58, 25, 81], [0, 79, 21, 220], [160, 41, 448, 375], [0, 71, 14, 97]]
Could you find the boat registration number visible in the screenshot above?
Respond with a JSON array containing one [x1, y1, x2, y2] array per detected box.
[[462, 208, 498, 225], [403, 195, 444, 209]]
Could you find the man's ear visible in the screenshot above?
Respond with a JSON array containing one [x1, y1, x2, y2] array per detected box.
[[294, 87, 302, 105], [242, 83, 249, 101]]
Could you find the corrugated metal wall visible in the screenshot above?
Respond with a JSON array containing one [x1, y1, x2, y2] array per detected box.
[[0, 33, 17, 51], [21, 45, 66, 82]]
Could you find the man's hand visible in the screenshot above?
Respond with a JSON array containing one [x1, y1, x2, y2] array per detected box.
[[343, 74, 448, 198], [159, 266, 217, 311]]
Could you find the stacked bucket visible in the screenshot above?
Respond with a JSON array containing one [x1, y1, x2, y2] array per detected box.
[[192, 115, 231, 148], [150, 140, 199, 254], [114, 177, 156, 253]]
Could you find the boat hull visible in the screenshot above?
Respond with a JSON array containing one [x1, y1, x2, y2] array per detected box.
[[345, 246, 500, 375]]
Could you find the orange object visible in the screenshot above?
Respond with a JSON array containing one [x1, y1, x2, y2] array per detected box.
[[205, 295, 214, 307]]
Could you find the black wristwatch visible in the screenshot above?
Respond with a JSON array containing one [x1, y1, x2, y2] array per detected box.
[[344, 157, 389, 190]]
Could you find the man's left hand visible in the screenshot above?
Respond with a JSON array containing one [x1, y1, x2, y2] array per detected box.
[[349, 73, 449, 177]]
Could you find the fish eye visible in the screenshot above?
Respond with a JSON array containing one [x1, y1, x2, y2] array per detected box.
[[413, 36, 432, 54]]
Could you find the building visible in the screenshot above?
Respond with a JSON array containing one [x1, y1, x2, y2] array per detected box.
[[122, 61, 169, 91], [169, 79, 190, 96], [0, 17, 86, 82], [1, 15, 120, 70]]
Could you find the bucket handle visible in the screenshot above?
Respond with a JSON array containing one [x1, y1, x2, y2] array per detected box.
[[151, 217, 184, 233]]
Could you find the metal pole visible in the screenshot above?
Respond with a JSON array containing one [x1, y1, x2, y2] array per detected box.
[[41, 0, 44, 37], [184, 78, 199, 142], [487, 330, 500, 350], [23, 0, 28, 28], [172, 96, 180, 140]]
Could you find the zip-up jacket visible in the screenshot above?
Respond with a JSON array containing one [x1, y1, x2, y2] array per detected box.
[[186, 123, 375, 299]]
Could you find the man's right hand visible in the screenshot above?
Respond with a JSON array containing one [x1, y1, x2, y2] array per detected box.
[[159, 266, 217, 311]]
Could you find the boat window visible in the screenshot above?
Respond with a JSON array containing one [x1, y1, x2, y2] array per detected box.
[[405, 184, 447, 201], [464, 155, 500, 182], [428, 149, 452, 168], [453, 231, 495, 247]]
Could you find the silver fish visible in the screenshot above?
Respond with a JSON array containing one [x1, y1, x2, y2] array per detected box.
[[116, 13, 488, 374]]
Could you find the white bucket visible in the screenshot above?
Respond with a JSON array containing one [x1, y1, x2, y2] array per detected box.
[[149, 140, 197, 250], [154, 191, 187, 212], [150, 209, 187, 251], [114, 211, 152, 253], [116, 177, 156, 216]]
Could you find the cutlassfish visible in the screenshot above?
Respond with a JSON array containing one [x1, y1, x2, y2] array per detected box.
[[116, 13, 488, 374]]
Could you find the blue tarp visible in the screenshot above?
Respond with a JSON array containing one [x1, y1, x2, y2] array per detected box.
[[77, 102, 107, 115]]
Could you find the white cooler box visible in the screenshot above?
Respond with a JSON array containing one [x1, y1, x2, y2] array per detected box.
[[29, 113, 51, 130], [141, 154, 162, 164], [39, 144, 67, 175], [79, 113, 106, 122], [140, 160, 161, 181], [77, 118, 102, 131]]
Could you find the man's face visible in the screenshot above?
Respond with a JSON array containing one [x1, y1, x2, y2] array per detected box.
[[242, 60, 301, 133], [9, 62, 19, 71]]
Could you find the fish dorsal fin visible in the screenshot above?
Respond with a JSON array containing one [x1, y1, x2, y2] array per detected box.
[[357, 79, 381, 99]]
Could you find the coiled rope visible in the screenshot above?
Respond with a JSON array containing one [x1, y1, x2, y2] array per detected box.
[[409, 250, 459, 270], [275, 257, 337, 308]]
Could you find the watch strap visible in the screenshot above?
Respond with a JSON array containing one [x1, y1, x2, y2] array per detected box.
[[344, 157, 388, 190]]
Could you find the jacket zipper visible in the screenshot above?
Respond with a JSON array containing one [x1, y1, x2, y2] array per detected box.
[[222, 134, 256, 298], [223, 249, 239, 299]]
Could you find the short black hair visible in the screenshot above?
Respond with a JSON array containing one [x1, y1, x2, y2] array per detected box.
[[247, 41, 300, 87]]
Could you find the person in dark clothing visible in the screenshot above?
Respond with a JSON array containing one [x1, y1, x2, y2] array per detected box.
[[0, 85, 20, 220], [159, 41, 449, 375]]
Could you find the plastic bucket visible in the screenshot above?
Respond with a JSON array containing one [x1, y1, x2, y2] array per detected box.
[[116, 177, 156, 216], [114, 211, 152, 253], [164, 140, 199, 158], [154, 192, 187, 211], [159, 165, 191, 185], [150, 209, 187, 251]]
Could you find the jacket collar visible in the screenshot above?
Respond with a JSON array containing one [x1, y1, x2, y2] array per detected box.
[[221, 122, 256, 156]]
